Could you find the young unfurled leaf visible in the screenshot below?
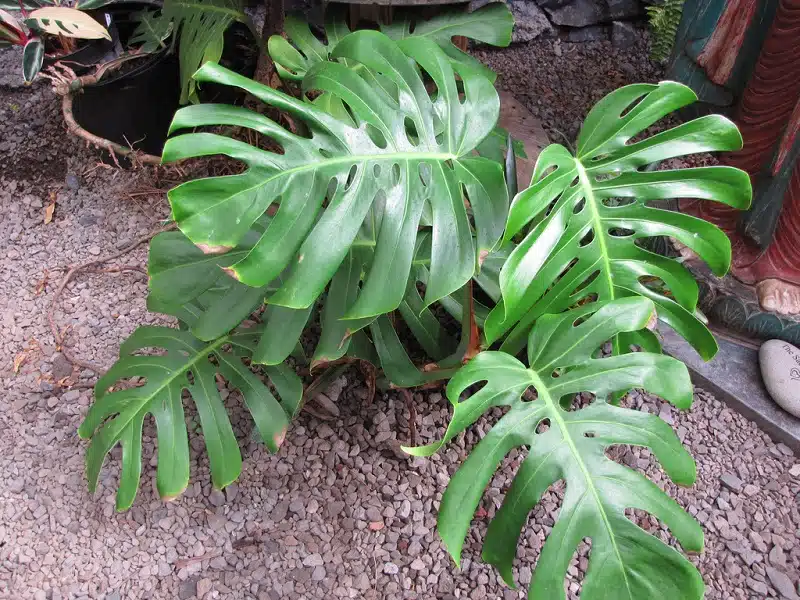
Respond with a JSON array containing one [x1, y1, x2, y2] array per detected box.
[[407, 298, 704, 600]]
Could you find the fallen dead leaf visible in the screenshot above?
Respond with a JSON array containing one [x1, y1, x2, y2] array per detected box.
[[44, 190, 57, 224], [13, 351, 28, 374], [35, 269, 49, 296]]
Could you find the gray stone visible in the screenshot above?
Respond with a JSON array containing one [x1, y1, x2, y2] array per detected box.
[[760, 340, 800, 418], [747, 578, 770, 595], [608, 0, 643, 18], [611, 21, 637, 49], [567, 25, 607, 42], [302, 553, 323, 567], [509, 0, 554, 42], [197, 578, 212, 598], [65, 173, 80, 190], [766, 566, 799, 600], [50, 352, 73, 380], [769, 545, 787, 569], [208, 488, 225, 507], [383, 562, 399, 575], [354, 573, 371, 590], [720, 473, 744, 493], [544, 0, 606, 27], [178, 579, 197, 600]]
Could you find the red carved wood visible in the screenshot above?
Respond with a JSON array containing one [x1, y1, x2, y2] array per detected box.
[[682, 0, 800, 286]]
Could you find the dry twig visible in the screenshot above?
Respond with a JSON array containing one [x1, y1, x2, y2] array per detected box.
[[46, 223, 175, 374]]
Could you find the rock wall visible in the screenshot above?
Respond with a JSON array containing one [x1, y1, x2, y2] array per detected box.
[[502, 0, 650, 48]]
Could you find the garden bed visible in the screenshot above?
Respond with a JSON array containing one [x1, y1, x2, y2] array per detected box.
[[1, 28, 798, 600]]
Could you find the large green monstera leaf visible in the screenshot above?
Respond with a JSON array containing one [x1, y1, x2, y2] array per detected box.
[[407, 297, 704, 599], [78, 325, 302, 510], [267, 3, 513, 83], [164, 30, 507, 322], [485, 81, 752, 359]]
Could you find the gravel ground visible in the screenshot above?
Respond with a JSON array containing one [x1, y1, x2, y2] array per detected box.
[[2, 31, 800, 600]]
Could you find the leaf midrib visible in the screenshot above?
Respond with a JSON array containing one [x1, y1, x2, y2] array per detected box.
[[530, 368, 634, 599], [180, 151, 458, 230], [575, 159, 615, 301]]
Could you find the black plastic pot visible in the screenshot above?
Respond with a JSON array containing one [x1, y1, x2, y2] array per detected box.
[[70, 13, 258, 161], [72, 50, 181, 157]]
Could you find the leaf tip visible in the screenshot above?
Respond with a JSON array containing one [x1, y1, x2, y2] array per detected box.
[[274, 425, 288, 448], [221, 266, 240, 281]]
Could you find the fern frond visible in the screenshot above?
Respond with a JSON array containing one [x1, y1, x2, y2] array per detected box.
[[647, 0, 684, 62]]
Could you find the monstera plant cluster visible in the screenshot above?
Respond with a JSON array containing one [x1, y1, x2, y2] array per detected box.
[[79, 6, 752, 598]]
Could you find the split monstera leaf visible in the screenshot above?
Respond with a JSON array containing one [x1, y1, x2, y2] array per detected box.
[[78, 21, 753, 600], [486, 82, 751, 360], [406, 298, 705, 599]]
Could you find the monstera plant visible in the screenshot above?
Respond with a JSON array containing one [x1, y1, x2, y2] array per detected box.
[[79, 12, 752, 599]]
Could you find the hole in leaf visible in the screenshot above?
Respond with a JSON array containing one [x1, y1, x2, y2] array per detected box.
[[619, 94, 646, 119], [456, 380, 487, 405], [418, 65, 439, 101], [579, 229, 595, 247], [584, 431, 595, 438], [342, 101, 358, 128], [573, 198, 586, 214], [638, 275, 671, 297], [572, 315, 590, 327], [522, 386, 538, 402], [345, 164, 358, 191], [366, 124, 388, 149], [570, 176, 579, 187], [319, 148, 334, 159], [392, 163, 401, 185], [562, 392, 595, 411], [373, 164, 381, 178], [570, 271, 600, 296], [186, 370, 195, 385], [594, 171, 621, 183], [404, 117, 420, 147], [608, 227, 635, 237], [536, 418, 551, 433], [602, 197, 635, 207], [538, 164, 558, 182]]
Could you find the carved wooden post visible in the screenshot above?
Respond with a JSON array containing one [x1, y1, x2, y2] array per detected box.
[[669, 0, 800, 343]]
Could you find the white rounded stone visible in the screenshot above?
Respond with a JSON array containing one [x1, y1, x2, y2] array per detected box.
[[759, 339, 800, 418]]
